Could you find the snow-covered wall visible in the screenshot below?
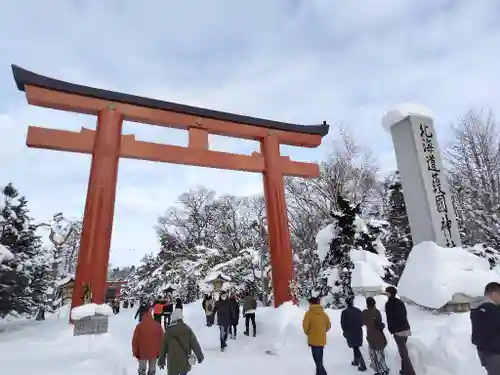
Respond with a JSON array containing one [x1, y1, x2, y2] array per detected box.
[[398, 241, 498, 309]]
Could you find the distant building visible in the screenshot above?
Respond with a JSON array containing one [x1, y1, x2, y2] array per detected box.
[[55, 277, 127, 304]]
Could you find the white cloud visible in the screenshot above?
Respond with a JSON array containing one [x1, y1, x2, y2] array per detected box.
[[1, 0, 499, 266]]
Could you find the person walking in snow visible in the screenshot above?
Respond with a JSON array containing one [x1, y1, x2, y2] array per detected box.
[[362, 297, 389, 375], [471, 281, 500, 375], [302, 296, 331, 375], [158, 309, 204, 375], [213, 290, 232, 351], [132, 308, 164, 375], [229, 293, 240, 339], [135, 300, 151, 322], [153, 296, 165, 324], [162, 293, 174, 329], [341, 298, 367, 371], [242, 292, 257, 337], [385, 286, 415, 375], [202, 294, 215, 326]]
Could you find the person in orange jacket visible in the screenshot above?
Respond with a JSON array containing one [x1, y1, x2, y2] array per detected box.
[[302, 296, 331, 375], [132, 308, 164, 375]]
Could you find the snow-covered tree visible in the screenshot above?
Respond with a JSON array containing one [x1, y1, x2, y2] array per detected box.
[[315, 195, 382, 309], [0, 183, 51, 317], [383, 172, 413, 284]]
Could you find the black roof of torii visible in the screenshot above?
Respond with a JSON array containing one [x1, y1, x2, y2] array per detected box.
[[11, 64, 329, 137]]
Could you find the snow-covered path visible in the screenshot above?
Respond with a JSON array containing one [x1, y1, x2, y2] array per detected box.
[[0, 302, 365, 375], [0, 298, 485, 375]]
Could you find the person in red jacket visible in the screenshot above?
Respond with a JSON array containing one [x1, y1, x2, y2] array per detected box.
[[132, 308, 164, 375]]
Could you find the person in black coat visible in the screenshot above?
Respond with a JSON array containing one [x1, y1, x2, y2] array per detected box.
[[471, 282, 500, 375], [229, 294, 240, 339], [341, 298, 367, 371], [213, 291, 233, 351], [385, 286, 415, 375], [134, 300, 150, 322]]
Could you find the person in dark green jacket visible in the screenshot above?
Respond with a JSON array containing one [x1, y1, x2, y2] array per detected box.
[[158, 310, 204, 375], [242, 292, 257, 337]]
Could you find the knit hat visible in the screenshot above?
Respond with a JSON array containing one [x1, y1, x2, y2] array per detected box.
[[171, 308, 183, 322]]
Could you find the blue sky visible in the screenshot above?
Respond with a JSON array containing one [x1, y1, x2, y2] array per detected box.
[[1, 0, 499, 267]]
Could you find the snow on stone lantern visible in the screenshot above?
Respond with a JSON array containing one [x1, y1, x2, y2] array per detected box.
[[205, 272, 232, 297]]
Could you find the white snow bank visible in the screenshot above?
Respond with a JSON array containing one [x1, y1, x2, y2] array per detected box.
[[71, 303, 114, 320], [352, 261, 386, 289], [351, 250, 389, 290], [398, 241, 497, 309], [0, 244, 14, 264], [382, 103, 434, 132]]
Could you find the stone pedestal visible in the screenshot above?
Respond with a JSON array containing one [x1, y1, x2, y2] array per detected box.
[[73, 314, 109, 336], [382, 104, 461, 248]]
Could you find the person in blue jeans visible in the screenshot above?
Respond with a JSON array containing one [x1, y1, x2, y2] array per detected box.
[[302, 297, 331, 375]]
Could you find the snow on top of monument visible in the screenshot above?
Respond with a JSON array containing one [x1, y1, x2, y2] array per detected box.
[[398, 241, 498, 309], [382, 103, 434, 132], [70, 303, 113, 320]]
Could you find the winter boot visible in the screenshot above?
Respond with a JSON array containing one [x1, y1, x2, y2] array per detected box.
[[244, 331, 249, 336], [351, 360, 358, 366], [358, 363, 367, 372]]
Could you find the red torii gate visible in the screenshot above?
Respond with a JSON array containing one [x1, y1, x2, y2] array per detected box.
[[11, 65, 329, 310]]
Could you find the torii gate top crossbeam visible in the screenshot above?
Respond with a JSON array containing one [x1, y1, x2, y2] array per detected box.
[[11, 65, 329, 147]]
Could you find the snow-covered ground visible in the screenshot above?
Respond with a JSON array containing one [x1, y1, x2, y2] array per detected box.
[[0, 297, 484, 375]]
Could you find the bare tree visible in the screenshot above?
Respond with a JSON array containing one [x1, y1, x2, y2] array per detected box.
[[445, 109, 500, 248]]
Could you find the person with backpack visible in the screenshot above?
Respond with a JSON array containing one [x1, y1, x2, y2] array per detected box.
[[229, 293, 240, 339], [362, 297, 389, 375], [341, 298, 367, 371], [470, 281, 500, 375], [158, 309, 204, 375], [132, 308, 164, 375], [385, 286, 415, 375], [302, 296, 331, 375], [242, 292, 257, 337], [202, 294, 215, 326]]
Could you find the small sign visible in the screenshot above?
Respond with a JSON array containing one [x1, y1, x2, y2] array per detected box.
[[73, 314, 109, 336]]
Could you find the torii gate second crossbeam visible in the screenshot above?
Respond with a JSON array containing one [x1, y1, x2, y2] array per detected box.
[[11, 64, 329, 310]]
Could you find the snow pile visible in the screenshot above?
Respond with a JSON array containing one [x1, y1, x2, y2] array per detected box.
[[315, 224, 389, 291], [0, 243, 14, 264], [351, 250, 389, 291], [382, 103, 434, 132], [263, 301, 303, 354], [398, 241, 497, 309], [71, 303, 114, 320]]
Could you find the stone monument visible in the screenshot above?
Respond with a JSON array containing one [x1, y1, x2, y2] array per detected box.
[[382, 103, 461, 248]]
